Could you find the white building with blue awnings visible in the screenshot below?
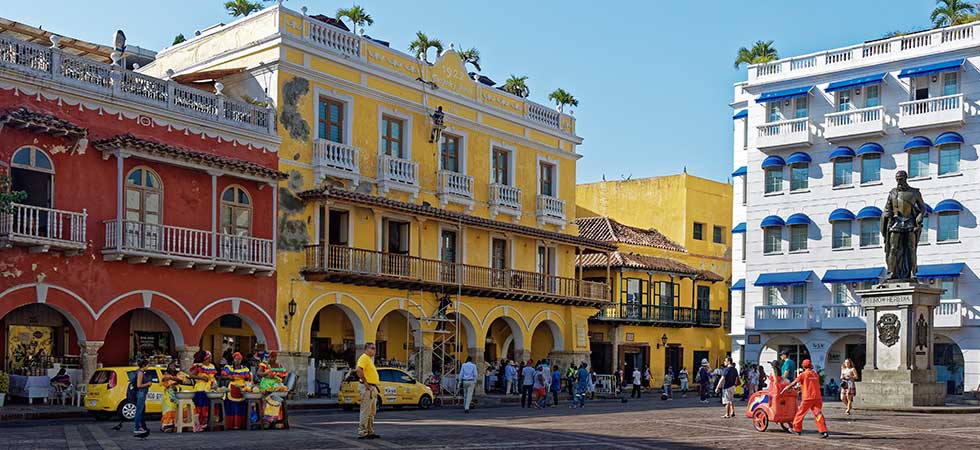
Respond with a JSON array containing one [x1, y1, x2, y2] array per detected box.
[[730, 22, 980, 393]]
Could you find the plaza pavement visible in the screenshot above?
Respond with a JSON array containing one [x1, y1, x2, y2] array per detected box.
[[2, 395, 979, 449]]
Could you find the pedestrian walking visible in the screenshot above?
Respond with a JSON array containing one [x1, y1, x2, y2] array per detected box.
[[631, 366, 642, 398], [132, 359, 152, 435], [566, 363, 577, 397], [356, 343, 381, 440], [572, 362, 590, 408], [550, 366, 561, 406], [757, 363, 768, 390], [747, 363, 759, 399], [533, 365, 547, 409], [588, 368, 597, 399], [521, 359, 536, 408], [781, 359, 829, 438], [504, 360, 517, 396], [697, 359, 711, 404], [840, 358, 858, 415], [779, 350, 796, 380], [617, 366, 629, 403], [459, 356, 477, 413], [678, 367, 689, 398], [661, 369, 673, 401], [643, 366, 651, 389], [715, 357, 737, 418]]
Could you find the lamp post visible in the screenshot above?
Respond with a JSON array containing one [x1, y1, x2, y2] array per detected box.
[[284, 298, 297, 327], [657, 333, 668, 349]]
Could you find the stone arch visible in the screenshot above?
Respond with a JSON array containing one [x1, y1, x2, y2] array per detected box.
[[483, 314, 524, 356], [93, 290, 192, 347], [824, 333, 866, 382], [298, 292, 369, 350], [0, 282, 91, 341], [527, 311, 566, 352], [759, 335, 810, 376], [190, 298, 281, 351], [935, 333, 966, 395]]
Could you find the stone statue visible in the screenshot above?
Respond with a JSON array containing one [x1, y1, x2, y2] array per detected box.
[[881, 170, 926, 281]]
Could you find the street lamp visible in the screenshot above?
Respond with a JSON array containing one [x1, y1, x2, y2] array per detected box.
[[284, 298, 297, 327], [657, 333, 668, 349]]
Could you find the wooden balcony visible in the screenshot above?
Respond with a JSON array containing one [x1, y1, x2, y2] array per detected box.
[[301, 244, 609, 307], [0, 203, 86, 255], [102, 219, 274, 276], [592, 303, 723, 328]]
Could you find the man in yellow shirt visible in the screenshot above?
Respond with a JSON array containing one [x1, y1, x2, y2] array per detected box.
[[356, 342, 380, 439]]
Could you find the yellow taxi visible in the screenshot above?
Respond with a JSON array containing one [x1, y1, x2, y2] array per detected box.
[[85, 366, 167, 420], [338, 367, 433, 410]]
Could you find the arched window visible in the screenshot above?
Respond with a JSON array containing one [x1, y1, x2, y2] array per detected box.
[[125, 167, 163, 224], [220, 185, 251, 236], [10, 146, 54, 208]]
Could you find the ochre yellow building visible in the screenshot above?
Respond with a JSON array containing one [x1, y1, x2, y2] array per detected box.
[[143, 5, 614, 395], [576, 174, 733, 381]]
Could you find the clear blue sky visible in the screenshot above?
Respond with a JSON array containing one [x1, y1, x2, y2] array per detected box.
[[4, 0, 939, 183]]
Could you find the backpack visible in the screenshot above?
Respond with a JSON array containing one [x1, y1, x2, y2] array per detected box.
[[125, 370, 138, 405]]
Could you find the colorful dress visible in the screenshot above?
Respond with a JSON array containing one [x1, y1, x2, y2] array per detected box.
[[222, 365, 251, 430], [190, 363, 216, 431], [159, 374, 180, 432], [258, 362, 289, 426]]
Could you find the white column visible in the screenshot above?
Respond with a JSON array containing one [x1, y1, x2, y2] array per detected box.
[[272, 182, 279, 266], [210, 172, 219, 259], [114, 151, 125, 250]]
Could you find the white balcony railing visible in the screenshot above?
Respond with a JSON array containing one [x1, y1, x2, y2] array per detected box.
[[754, 304, 812, 331], [898, 94, 964, 130], [306, 18, 361, 59], [490, 183, 522, 210], [536, 195, 566, 220], [749, 21, 980, 82], [0, 203, 87, 253], [377, 154, 418, 186], [437, 170, 474, 199], [756, 117, 812, 149], [0, 35, 273, 134], [313, 139, 359, 186], [821, 304, 866, 330], [103, 219, 273, 270], [824, 106, 886, 140], [934, 299, 963, 328]]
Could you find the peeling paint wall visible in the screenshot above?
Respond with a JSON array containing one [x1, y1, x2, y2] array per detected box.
[[279, 77, 310, 142], [277, 170, 309, 251]]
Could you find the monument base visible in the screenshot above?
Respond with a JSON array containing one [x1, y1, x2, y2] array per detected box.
[[854, 369, 945, 408]]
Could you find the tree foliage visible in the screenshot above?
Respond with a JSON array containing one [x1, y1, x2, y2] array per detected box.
[[224, 0, 263, 17], [734, 40, 778, 69], [931, 0, 976, 27], [408, 31, 444, 63], [548, 88, 578, 113], [502, 75, 530, 98], [458, 47, 481, 72], [336, 4, 374, 34]]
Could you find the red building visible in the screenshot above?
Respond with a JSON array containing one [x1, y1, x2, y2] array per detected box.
[[0, 27, 282, 386]]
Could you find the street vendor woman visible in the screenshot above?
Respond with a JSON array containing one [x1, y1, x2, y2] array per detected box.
[[159, 361, 187, 433], [222, 352, 252, 430], [189, 350, 217, 432], [258, 351, 289, 427]]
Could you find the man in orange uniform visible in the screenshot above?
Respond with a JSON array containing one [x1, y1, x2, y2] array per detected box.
[[780, 359, 829, 438]]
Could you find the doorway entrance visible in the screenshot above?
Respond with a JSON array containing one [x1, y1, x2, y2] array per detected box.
[[844, 343, 867, 379], [665, 345, 683, 383]]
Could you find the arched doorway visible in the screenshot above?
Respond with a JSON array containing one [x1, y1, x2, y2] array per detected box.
[[1, 304, 83, 384], [759, 336, 810, 376], [485, 317, 523, 362], [308, 304, 362, 368], [200, 314, 265, 365], [530, 320, 561, 363], [825, 334, 866, 383], [98, 309, 182, 367], [374, 310, 421, 370], [935, 334, 965, 395]]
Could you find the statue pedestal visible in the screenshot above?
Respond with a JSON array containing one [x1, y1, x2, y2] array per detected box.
[[854, 282, 945, 408]]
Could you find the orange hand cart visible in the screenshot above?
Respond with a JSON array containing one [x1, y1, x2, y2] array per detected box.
[[745, 376, 798, 432]]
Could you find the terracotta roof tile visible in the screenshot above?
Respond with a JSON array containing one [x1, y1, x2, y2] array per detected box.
[[0, 108, 87, 139], [92, 134, 285, 180], [298, 186, 616, 251], [576, 251, 704, 276], [575, 216, 685, 252]]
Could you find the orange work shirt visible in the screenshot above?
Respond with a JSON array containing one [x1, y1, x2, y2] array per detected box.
[[794, 369, 822, 402]]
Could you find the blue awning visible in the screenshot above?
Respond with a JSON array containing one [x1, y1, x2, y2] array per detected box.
[[732, 166, 747, 177], [786, 152, 812, 165], [756, 86, 813, 104], [936, 131, 964, 146], [762, 155, 786, 169], [754, 271, 814, 287], [857, 206, 882, 219], [829, 146, 855, 159], [786, 213, 812, 226], [917, 262, 966, 279], [825, 72, 887, 93], [733, 109, 748, 120], [731, 279, 745, 291], [904, 136, 933, 151], [898, 58, 965, 79], [821, 267, 885, 283], [828, 208, 856, 222], [760, 215, 785, 228], [924, 203, 933, 215], [934, 199, 965, 213], [857, 142, 884, 155], [732, 222, 747, 234]]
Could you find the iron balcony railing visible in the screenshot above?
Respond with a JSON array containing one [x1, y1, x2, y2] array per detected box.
[[595, 303, 723, 327], [0, 203, 87, 251], [302, 244, 608, 302]]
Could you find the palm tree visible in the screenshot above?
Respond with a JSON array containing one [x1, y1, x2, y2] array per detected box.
[[172, 34, 186, 45], [336, 4, 373, 35], [501, 75, 530, 98], [224, 0, 263, 17], [931, 0, 976, 27], [458, 47, 481, 72], [733, 40, 778, 69], [548, 88, 578, 113], [408, 31, 444, 64]]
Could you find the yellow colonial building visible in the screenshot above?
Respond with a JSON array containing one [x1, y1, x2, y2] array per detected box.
[[142, 4, 613, 395], [576, 173, 733, 379]]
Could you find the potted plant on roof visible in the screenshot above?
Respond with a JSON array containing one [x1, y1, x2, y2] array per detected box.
[[0, 371, 9, 407]]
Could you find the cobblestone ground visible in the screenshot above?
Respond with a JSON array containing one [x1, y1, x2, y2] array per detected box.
[[2, 396, 979, 450]]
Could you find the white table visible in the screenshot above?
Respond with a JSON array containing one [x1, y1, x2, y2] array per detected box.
[[8, 375, 51, 404]]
